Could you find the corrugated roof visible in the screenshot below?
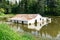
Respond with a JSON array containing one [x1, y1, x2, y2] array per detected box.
[[10, 14, 41, 21]]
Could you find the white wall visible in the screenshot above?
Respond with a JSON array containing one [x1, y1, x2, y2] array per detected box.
[[28, 15, 47, 24], [28, 14, 42, 24], [17, 20, 28, 24], [6, 0, 20, 4]]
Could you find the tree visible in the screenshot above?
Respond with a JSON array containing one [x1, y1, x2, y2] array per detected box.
[[44, 0, 56, 16], [0, 8, 5, 16], [37, 0, 45, 15], [55, 0, 60, 15]]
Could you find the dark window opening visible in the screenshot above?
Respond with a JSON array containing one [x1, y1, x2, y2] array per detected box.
[[47, 19, 49, 22], [22, 21, 24, 24], [42, 19, 44, 21], [29, 23, 31, 25], [40, 24, 41, 26], [35, 20, 37, 26], [40, 18, 41, 20], [35, 20, 37, 23], [14, 20, 16, 23]]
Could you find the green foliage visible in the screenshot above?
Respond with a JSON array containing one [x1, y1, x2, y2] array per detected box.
[[1, 0, 60, 16], [0, 23, 35, 40], [20, 33, 34, 40], [0, 8, 5, 16], [55, 0, 60, 15], [44, 0, 56, 16], [0, 23, 20, 40]]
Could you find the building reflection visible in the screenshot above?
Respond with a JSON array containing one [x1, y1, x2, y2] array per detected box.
[[27, 21, 50, 30]]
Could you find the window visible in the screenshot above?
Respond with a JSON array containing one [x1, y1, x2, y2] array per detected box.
[[40, 18, 41, 20], [34, 20, 37, 26], [22, 21, 24, 24], [35, 20, 37, 23], [42, 19, 44, 21], [40, 24, 41, 26], [29, 23, 31, 25]]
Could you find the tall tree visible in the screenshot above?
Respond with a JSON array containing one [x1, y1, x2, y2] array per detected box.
[[55, 0, 60, 15], [45, 0, 56, 16]]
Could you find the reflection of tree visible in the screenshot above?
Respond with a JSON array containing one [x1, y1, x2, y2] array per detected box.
[[39, 21, 60, 37]]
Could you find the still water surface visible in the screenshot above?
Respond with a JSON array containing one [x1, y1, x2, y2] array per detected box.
[[8, 17, 60, 40]]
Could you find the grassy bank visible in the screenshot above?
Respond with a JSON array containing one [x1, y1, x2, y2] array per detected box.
[[0, 14, 14, 21], [0, 23, 35, 40]]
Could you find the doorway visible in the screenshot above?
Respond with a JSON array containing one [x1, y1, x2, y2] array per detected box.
[[22, 21, 24, 24]]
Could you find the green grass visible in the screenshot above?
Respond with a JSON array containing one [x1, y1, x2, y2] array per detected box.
[[0, 14, 14, 18], [20, 33, 35, 40], [0, 23, 35, 40], [0, 23, 21, 40], [0, 14, 14, 21]]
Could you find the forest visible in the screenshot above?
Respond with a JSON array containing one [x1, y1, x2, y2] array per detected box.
[[0, 0, 60, 16]]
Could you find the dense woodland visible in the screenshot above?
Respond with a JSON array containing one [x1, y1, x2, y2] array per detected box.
[[0, 0, 60, 16]]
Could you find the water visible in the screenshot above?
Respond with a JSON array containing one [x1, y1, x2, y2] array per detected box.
[[7, 17, 60, 40]]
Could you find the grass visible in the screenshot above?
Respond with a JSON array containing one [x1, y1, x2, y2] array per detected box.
[[0, 23, 35, 40], [0, 14, 14, 21], [20, 32, 35, 40], [0, 14, 14, 18], [0, 23, 21, 40]]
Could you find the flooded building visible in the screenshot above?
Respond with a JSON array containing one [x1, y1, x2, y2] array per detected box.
[[8, 14, 51, 25]]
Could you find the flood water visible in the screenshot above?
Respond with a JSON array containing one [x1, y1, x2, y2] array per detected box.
[[7, 17, 60, 40]]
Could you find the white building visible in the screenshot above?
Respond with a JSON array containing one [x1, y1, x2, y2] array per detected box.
[[8, 14, 51, 25], [6, 0, 21, 4]]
